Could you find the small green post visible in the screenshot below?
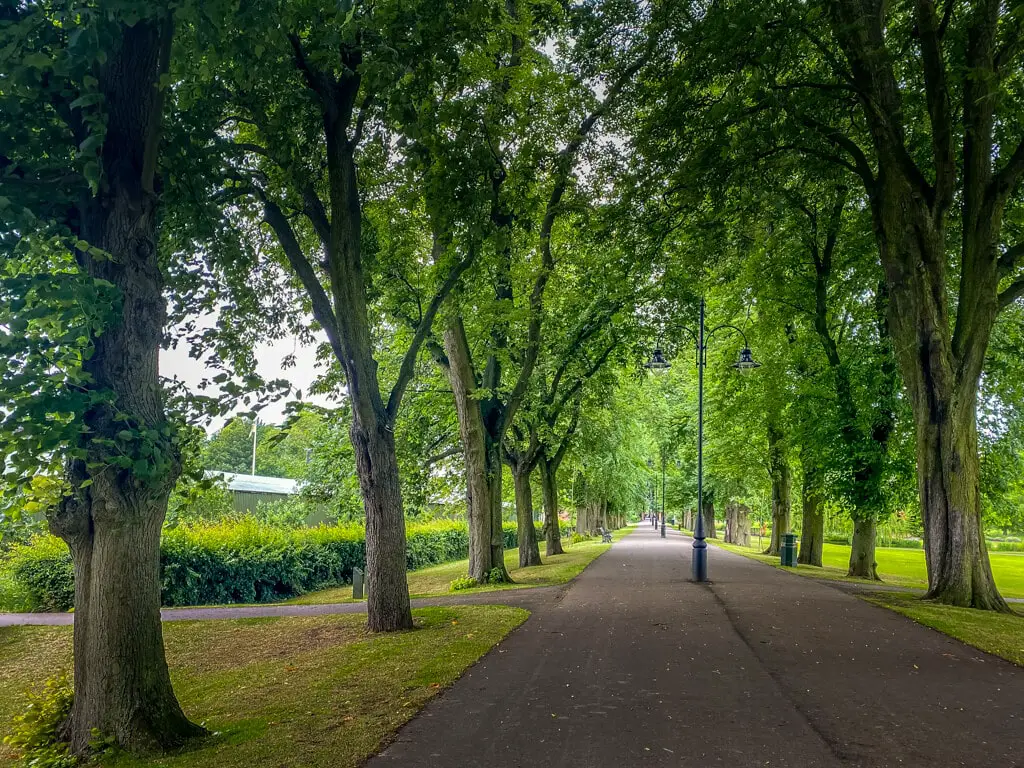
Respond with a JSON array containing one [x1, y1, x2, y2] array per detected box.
[[353, 567, 364, 599], [780, 533, 798, 567]]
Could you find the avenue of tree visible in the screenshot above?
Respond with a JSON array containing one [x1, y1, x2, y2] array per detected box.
[[1, 0, 1022, 758]]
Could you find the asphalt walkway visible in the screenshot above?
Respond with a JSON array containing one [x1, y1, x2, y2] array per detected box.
[[366, 524, 1024, 768]]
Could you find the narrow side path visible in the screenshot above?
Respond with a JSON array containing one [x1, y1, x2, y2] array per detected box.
[[0, 586, 564, 627], [366, 524, 1024, 768]]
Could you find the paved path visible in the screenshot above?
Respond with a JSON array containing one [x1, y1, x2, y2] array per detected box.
[[366, 524, 1024, 768], [0, 587, 563, 626]]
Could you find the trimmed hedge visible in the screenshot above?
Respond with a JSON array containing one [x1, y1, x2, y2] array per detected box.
[[1, 519, 571, 612]]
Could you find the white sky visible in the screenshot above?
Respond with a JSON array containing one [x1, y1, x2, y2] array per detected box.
[[160, 328, 336, 433]]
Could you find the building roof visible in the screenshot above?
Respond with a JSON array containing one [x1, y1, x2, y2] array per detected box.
[[205, 471, 300, 495]]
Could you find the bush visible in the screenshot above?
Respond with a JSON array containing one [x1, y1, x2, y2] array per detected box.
[[449, 576, 478, 592], [988, 539, 1024, 552], [2, 536, 75, 612], [0, 518, 572, 611], [2, 675, 77, 768], [878, 538, 923, 549]]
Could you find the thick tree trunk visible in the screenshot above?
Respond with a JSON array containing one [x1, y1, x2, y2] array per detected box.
[[798, 465, 825, 567], [847, 518, 880, 580], [351, 420, 414, 630], [539, 459, 565, 556], [765, 422, 791, 556], [45, 16, 203, 755], [512, 464, 542, 567], [914, 400, 1004, 606], [701, 497, 716, 539]]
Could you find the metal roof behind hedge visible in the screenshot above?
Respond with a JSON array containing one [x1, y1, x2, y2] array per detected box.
[[204, 471, 300, 495]]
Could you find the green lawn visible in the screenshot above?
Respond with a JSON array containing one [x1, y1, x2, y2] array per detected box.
[[0, 606, 527, 768], [863, 592, 1024, 667], [713, 539, 1024, 598], [290, 531, 625, 605]]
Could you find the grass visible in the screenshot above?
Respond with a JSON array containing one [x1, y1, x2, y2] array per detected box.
[[862, 591, 1024, 667], [289, 531, 626, 605], [713, 539, 1024, 598], [0, 605, 527, 768]]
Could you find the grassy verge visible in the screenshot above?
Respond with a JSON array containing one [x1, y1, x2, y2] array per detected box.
[[862, 591, 1024, 667], [713, 540, 929, 591], [0, 605, 527, 768], [712, 539, 1024, 598], [289, 530, 628, 606]]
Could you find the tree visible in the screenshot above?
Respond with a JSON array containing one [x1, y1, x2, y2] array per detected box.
[[169, 0, 504, 630], [0, 2, 203, 753], [436, 4, 655, 582], [811, 0, 1023, 608]]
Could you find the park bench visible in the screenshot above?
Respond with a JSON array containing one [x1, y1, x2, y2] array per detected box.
[[597, 526, 613, 543]]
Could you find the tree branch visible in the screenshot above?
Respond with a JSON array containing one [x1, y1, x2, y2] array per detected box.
[[914, 0, 955, 216], [387, 239, 477, 419], [998, 275, 1024, 310], [261, 197, 344, 362]]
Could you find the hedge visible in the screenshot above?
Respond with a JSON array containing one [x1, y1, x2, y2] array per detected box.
[[0, 519, 572, 612]]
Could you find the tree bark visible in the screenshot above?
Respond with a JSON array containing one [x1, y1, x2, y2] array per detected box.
[[798, 463, 825, 566], [847, 518, 880, 580], [511, 463, 542, 567], [538, 457, 565, 556], [735, 504, 751, 547], [444, 319, 510, 582], [351, 420, 414, 629], [701, 496, 717, 539], [724, 501, 736, 543], [765, 422, 791, 556], [45, 15, 203, 754]]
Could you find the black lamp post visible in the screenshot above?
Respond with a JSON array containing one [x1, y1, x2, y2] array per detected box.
[[660, 452, 667, 538], [646, 297, 760, 581]]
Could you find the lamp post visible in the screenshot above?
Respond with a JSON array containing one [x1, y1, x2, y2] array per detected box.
[[660, 452, 666, 538], [646, 297, 760, 581]]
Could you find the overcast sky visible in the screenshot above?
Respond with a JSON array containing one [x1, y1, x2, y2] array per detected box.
[[160, 327, 336, 433]]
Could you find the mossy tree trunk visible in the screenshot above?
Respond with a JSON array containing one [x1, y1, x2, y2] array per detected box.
[[798, 463, 825, 567], [510, 460, 542, 568], [46, 15, 204, 754]]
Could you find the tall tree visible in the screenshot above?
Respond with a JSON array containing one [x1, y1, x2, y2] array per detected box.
[[436, 3, 654, 582], [817, 0, 1023, 608], [170, 0, 498, 629], [0, 2, 203, 753]]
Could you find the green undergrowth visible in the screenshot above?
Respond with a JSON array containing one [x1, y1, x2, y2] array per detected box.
[[0, 606, 528, 768], [0, 520, 572, 613], [289, 529, 628, 605], [862, 592, 1024, 667], [713, 539, 1024, 598]]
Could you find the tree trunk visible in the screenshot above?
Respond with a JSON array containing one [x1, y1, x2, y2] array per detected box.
[[736, 504, 751, 547], [512, 464, 542, 567], [444, 320, 510, 583], [847, 518, 880, 580], [765, 422, 791, 556], [724, 501, 737, 543], [798, 465, 825, 567], [351, 420, 415, 630], [701, 496, 716, 539], [44, 16, 203, 755], [539, 458, 565, 556]]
